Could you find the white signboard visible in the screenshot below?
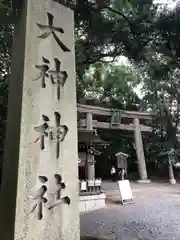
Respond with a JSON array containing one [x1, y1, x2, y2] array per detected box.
[[95, 179, 101, 187], [87, 180, 95, 187], [118, 180, 133, 204], [80, 181, 87, 191]]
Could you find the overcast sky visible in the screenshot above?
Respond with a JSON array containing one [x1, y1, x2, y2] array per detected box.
[[154, 0, 178, 9]]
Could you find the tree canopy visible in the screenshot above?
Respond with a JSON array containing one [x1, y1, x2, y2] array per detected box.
[[1, 0, 180, 171]]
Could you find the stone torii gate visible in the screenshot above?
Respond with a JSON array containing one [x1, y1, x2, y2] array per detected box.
[[77, 104, 155, 183]]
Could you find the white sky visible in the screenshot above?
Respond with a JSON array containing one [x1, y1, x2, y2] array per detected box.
[[154, 0, 178, 9]]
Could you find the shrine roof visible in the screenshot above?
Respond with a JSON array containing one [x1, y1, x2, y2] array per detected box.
[[78, 128, 100, 142], [88, 147, 102, 155], [78, 128, 110, 147], [78, 139, 109, 145], [115, 152, 129, 157]]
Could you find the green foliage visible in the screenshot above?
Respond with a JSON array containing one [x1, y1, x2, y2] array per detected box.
[[2, 0, 180, 171], [81, 62, 141, 109], [0, 1, 13, 158]]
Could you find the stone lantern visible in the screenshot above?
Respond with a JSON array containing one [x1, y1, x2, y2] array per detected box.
[[115, 152, 129, 180]]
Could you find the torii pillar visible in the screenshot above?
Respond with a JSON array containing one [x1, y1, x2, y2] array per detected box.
[[86, 112, 95, 180], [134, 118, 151, 183]]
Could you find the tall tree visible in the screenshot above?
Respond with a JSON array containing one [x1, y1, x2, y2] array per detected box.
[[81, 61, 141, 110]]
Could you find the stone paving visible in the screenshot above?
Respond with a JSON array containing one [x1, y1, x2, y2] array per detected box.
[[80, 181, 180, 240]]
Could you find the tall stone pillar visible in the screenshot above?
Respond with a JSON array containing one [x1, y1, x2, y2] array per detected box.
[[134, 118, 151, 183], [86, 112, 95, 180], [87, 155, 95, 180], [86, 112, 93, 129], [168, 158, 176, 184], [0, 1, 79, 239]]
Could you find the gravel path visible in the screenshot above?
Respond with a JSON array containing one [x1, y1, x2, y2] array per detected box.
[[80, 182, 180, 240]]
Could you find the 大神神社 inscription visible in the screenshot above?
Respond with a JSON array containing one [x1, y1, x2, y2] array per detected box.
[[34, 57, 50, 88], [49, 58, 68, 100], [29, 174, 70, 220], [34, 112, 68, 158], [51, 111, 68, 159], [0, 1, 79, 238], [48, 174, 71, 209], [34, 56, 68, 100], [34, 114, 50, 150], [37, 12, 71, 52], [29, 176, 48, 220]]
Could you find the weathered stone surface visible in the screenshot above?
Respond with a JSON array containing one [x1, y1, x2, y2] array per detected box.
[[0, 1, 79, 239], [137, 179, 151, 184], [86, 112, 95, 180], [80, 194, 106, 212], [134, 118, 149, 181], [169, 161, 176, 184], [169, 179, 176, 184]]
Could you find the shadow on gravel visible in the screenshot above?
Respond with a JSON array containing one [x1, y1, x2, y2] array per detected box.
[[105, 198, 122, 205], [81, 237, 110, 240]]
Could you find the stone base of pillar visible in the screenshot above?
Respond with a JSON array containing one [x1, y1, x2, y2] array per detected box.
[[137, 179, 151, 184], [79, 193, 106, 212], [169, 179, 176, 185]]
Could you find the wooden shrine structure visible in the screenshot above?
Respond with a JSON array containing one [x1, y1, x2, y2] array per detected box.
[[77, 103, 155, 183], [78, 128, 109, 180], [77, 127, 108, 211]]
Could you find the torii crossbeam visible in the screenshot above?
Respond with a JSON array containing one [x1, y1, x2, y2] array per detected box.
[[77, 103, 155, 183]]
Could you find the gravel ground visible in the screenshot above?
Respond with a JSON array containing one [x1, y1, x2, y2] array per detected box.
[[80, 181, 180, 240]]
